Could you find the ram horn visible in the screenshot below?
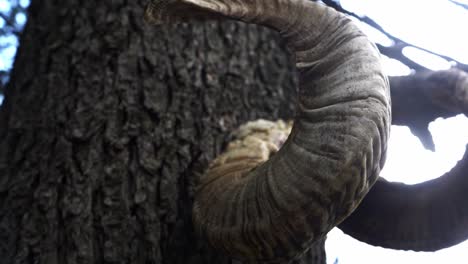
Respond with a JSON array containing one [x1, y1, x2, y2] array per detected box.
[[146, 0, 391, 262], [339, 148, 468, 251], [339, 69, 468, 251]]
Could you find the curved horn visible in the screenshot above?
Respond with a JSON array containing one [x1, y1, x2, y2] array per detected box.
[[146, 0, 391, 262], [339, 69, 468, 251], [339, 145, 468, 251]]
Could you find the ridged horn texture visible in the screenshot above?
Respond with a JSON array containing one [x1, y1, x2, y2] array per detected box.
[[338, 70, 468, 251], [146, 0, 391, 262], [339, 145, 468, 251]]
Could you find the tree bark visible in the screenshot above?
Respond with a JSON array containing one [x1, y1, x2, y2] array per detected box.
[[0, 0, 316, 263]]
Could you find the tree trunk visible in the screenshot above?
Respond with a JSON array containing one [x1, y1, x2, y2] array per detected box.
[[0, 0, 327, 263]]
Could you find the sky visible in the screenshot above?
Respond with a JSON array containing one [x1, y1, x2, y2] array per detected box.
[[0, 0, 28, 91], [0, 0, 29, 81], [0, 0, 467, 263], [326, 0, 468, 263]]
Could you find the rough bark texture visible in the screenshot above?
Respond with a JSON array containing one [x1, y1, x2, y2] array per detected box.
[[0, 0, 321, 263]]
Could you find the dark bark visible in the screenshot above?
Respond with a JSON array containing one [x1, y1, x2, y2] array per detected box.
[[0, 0, 315, 263]]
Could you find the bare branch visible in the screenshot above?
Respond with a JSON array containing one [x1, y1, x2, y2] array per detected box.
[[321, 0, 468, 72]]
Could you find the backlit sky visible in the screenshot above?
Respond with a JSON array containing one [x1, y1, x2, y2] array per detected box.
[[326, 0, 468, 263]]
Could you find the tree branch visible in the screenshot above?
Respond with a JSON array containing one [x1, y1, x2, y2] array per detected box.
[[390, 69, 468, 150], [321, 0, 468, 73], [449, 0, 468, 10]]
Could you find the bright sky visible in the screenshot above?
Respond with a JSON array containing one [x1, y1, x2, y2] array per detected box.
[[341, 0, 468, 64], [326, 0, 468, 263], [0, 0, 29, 71]]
